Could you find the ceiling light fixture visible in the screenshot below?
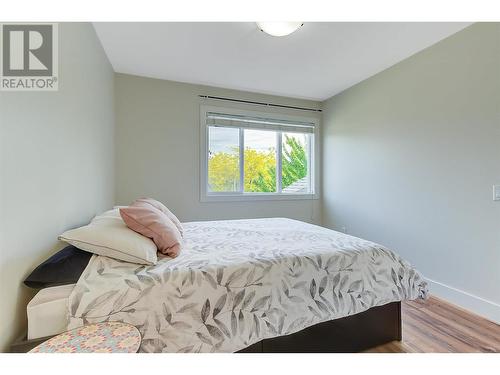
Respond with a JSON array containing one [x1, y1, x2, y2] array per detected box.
[[256, 22, 303, 37]]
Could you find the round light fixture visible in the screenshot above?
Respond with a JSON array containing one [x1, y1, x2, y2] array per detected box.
[[256, 22, 303, 37]]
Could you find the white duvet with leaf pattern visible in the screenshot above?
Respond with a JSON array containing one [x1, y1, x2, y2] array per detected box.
[[67, 218, 427, 353]]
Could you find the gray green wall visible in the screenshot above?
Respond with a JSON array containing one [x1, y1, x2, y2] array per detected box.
[[115, 74, 322, 224], [322, 23, 500, 322], [0, 23, 115, 351]]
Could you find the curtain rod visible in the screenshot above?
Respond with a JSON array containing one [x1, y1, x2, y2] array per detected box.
[[198, 95, 322, 113]]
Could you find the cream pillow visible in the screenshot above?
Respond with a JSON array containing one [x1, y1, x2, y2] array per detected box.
[[59, 209, 158, 265]]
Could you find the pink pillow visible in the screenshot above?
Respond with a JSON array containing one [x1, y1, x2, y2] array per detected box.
[[132, 198, 184, 237], [120, 205, 182, 258]]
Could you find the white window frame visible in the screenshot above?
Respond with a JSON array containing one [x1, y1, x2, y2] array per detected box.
[[200, 105, 320, 202]]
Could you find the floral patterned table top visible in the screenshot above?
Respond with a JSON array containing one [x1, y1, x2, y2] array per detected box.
[[30, 322, 141, 353]]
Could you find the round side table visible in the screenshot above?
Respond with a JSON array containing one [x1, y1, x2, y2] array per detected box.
[[29, 322, 141, 353]]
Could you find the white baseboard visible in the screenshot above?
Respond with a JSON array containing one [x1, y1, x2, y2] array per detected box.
[[425, 278, 500, 324]]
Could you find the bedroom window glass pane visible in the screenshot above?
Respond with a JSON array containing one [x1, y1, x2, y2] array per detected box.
[[281, 132, 311, 194], [243, 129, 277, 193], [208, 126, 240, 192]]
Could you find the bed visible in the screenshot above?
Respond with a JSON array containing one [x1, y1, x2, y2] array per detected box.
[[23, 217, 426, 352], [54, 218, 426, 353]]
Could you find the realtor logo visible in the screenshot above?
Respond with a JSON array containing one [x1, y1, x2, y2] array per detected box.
[[1, 23, 58, 91]]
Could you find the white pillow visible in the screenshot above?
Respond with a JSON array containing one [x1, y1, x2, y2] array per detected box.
[[59, 209, 158, 265]]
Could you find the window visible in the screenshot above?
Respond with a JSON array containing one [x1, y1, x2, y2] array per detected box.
[[201, 106, 318, 201]]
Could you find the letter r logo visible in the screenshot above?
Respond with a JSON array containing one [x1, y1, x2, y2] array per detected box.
[[2, 24, 53, 76]]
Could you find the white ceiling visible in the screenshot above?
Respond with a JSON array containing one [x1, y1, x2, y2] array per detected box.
[[93, 22, 471, 101]]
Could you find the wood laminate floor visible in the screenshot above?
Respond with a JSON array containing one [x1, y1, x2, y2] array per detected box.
[[367, 296, 500, 353]]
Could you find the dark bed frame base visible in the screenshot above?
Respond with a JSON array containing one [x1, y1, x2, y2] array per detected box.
[[237, 301, 401, 353]]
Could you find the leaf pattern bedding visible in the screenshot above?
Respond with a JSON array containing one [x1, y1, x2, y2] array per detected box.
[[67, 218, 427, 353]]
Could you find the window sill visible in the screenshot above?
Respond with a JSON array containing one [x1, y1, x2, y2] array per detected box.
[[200, 193, 318, 203]]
